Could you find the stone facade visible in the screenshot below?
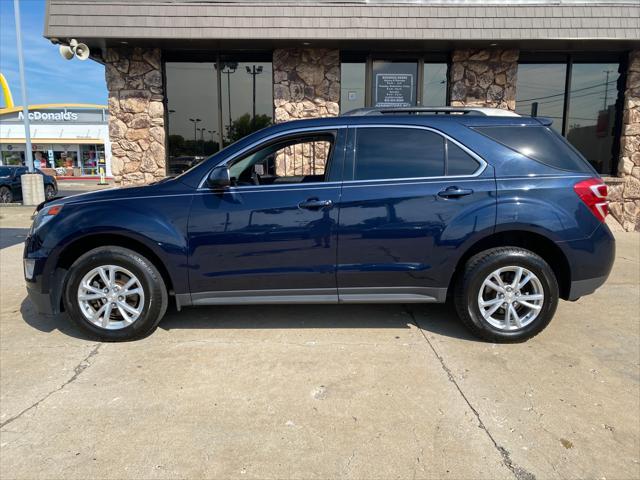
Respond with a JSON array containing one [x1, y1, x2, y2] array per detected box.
[[103, 47, 166, 185], [449, 49, 519, 110], [610, 50, 640, 232], [273, 48, 340, 123], [272, 48, 340, 176]]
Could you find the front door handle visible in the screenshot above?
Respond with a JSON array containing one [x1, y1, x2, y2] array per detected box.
[[437, 186, 474, 198], [298, 198, 333, 210]]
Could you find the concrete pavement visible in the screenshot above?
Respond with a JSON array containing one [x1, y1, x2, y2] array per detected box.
[[0, 206, 638, 479]]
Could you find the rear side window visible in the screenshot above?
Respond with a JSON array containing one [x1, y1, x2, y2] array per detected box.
[[473, 125, 592, 173], [354, 127, 445, 180], [447, 142, 480, 176]]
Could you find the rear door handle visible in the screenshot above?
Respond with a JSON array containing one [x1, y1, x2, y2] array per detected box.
[[437, 186, 474, 198], [298, 198, 333, 210]]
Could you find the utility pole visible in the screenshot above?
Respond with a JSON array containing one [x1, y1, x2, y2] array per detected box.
[[14, 0, 33, 172], [245, 65, 263, 124], [603, 70, 613, 110], [14, 0, 44, 205]]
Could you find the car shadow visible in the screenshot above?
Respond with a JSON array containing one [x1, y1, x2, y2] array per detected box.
[[0, 227, 30, 249], [20, 298, 477, 342]]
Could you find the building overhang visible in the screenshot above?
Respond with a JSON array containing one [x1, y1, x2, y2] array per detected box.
[[44, 0, 640, 56]]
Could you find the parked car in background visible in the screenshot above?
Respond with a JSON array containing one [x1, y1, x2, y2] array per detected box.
[[0, 166, 58, 203], [24, 107, 615, 342]]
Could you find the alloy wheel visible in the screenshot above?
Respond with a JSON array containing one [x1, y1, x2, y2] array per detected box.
[[477, 266, 544, 331], [77, 265, 145, 330]]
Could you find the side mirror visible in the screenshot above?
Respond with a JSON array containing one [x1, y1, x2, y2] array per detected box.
[[207, 166, 231, 189]]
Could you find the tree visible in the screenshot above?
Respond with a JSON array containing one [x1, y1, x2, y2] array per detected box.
[[226, 113, 272, 144]]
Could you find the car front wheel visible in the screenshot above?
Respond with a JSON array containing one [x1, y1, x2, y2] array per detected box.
[[454, 247, 559, 343], [63, 246, 168, 341], [0, 186, 13, 203]]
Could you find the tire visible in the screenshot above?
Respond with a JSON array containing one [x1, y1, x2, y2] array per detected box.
[[454, 247, 559, 343], [45, 184, 56, 200], [63, 246, 168, 341], [0, 186, 13, 204]]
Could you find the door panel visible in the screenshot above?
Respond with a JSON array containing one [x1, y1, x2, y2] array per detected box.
[[336, 126, 496, 296], [337, 177, 495, 292], [188, 185, 341, 295]]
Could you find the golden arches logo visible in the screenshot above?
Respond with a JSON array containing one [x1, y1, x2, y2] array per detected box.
[[0, 73, 15, 109]]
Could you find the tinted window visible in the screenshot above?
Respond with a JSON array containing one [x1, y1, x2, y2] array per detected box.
[[566, 63, 621, 174], [355, 128, 444, 180], [422, 63, 448, 107], [474, 126, 592, 173], [447, 142, 480, 175], [515, 63, 566, 134], [341, 61, 366, 113]]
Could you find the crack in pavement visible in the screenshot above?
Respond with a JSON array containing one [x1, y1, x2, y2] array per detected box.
[[404, 307, 536, 480], [0, 343, 102, 430]]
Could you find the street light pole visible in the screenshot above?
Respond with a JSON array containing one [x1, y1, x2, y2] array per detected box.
[[13, 0, 33, 172], [245, 65, 263, 124], [221, 63, 237, 125], [197, 127, 206, 155], [188, 117, 201, 153]]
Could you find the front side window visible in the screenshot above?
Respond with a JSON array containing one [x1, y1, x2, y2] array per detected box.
[[354, 128, 445, 180], [228, 134, 334, 186]]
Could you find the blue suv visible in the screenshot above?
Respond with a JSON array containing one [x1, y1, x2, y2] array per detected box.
[[24, 108, 615, 342]]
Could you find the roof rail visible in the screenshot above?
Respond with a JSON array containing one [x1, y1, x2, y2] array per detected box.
[[342, 107, 520, 117]]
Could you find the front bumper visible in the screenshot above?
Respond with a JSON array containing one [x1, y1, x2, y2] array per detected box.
[[24, 235, 63, 316]]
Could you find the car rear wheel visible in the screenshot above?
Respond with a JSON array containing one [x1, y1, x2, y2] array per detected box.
[[454, 247, 558, 343], [0, 186, 13, 204], [45, 184, 56, 200], [63, 246, 168, 341]]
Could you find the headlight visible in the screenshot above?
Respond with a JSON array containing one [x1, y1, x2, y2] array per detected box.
[[32, 204, 63, 231], [24, 258, 35, 280]]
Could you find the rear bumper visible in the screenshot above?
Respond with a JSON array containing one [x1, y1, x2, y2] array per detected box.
[[562, 223, 615, 301], [567, 274, 609, 301]]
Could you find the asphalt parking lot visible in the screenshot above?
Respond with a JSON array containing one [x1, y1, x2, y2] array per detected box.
[[0, 203, 638, 480]]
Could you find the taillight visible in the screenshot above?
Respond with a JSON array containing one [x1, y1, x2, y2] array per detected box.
[[574, 178, 608, 222]]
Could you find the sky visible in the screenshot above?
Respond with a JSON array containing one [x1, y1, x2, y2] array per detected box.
[[0, 0, 107, 107]]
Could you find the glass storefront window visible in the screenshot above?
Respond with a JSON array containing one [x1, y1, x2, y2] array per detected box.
[[422, 63, 448, 107], [0, 149, 24, 166], [340, 56, 448, 110], [166, 58, 273, 175], [166, 62, 220, 175], [79, 145, 105, 176], [566, 63, 621, 174], [372, 60, 418, 108], [516, 56, 622, 175], [219, 61, 273, 147], [340, 62, 366, 113], [515, 63, 567, 133]]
